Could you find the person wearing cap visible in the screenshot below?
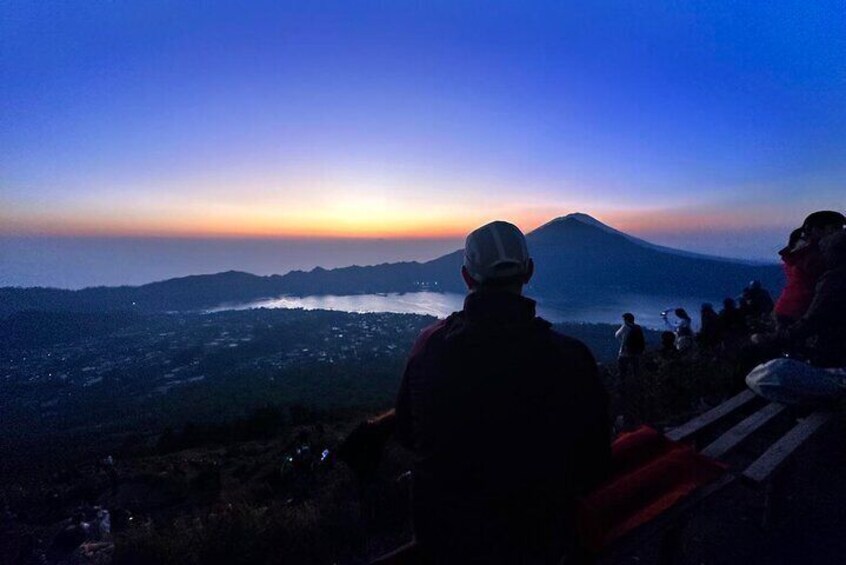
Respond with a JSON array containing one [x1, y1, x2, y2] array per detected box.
[[743, 219, 846, 384], [772, 230, 846, 368], [774, 228, 815, 326], [747, 231, 846, 404], [773, 211, 846, 327], [390, 220, 610, 563]]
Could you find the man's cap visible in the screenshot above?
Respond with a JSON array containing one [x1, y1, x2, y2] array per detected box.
[[802, 210, 846, 230], [787, 227, 805, 246], [463, 220, 530, 283]]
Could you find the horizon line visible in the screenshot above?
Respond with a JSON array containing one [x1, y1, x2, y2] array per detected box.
[[0, 210, 797, 240]]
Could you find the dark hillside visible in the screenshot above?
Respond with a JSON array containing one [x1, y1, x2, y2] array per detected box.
[[0, 310, 142, 350]]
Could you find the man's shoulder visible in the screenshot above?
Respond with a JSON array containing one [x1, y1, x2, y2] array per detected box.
[[407, 315, 456, 358]]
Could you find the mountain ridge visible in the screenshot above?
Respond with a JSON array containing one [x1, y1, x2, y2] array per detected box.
[[547, 213, 770, 265], [0, 214, 784, 317]]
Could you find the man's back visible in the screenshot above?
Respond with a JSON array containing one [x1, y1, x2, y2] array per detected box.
[[622, 323, 645, 356], [396, 289, 611, 562]]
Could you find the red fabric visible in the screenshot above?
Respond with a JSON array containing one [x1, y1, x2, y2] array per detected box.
[[774, 245, 824, 321], [576, 426, 727, 552]]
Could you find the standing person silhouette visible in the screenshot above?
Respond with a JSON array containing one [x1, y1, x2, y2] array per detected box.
[[616, 312, 645, 380]]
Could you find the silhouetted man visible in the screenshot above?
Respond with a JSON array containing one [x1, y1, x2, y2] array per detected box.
[[747, 231, 846, 404], [739, 280, 774, 319], [773, 230, 846, 368], [773, 211, 846, 326], [394, 221, 610, 564], [736, 212, 845, 379], [697, 303, 720, 349], [718, 297, 746, 345], [616, 312, 645, 380]]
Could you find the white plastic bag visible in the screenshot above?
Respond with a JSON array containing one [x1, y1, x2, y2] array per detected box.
[[746, 358, 846, 405]]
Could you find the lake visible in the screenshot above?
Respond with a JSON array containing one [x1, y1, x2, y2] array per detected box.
[[212, 291, 715, 330]]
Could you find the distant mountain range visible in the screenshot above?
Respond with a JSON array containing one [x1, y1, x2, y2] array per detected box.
[[0, 214, 784, 317]]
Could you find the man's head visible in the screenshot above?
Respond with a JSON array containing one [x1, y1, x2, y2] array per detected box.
[[462, 220, 533, 293], [622, 312, 635, 324], [802, 211, 845, 242]]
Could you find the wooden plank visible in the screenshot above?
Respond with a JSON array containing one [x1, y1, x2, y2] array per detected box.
[[700, 403, 786, 459], [743, 411, 834, 484], [666, 390, 757, 442]]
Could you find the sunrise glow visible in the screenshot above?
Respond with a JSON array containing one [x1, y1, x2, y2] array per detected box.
[[2, 1, 844, 256]]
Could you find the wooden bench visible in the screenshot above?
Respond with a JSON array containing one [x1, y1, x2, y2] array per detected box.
[[366, 390, 836, 564], [600, 389, 835, 564]]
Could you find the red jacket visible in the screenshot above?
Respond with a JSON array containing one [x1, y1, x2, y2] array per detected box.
[[774, 243, 824, 321]]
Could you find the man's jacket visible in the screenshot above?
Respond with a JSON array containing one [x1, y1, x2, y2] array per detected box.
[[395, 289, 611, 554], [787, 265, 846, 368]]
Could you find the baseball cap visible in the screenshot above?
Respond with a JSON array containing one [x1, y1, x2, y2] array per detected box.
[[463, 221, 531, 284], [802, 210, 845, 231]]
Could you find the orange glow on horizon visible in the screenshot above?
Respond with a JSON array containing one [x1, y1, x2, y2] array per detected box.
[[3, 209, 546, 239], [2, 187, 575, 238], [2, 202, 794, 240]]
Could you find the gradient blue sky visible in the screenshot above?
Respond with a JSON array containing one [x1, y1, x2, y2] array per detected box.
[[2, 1, 844, 257]]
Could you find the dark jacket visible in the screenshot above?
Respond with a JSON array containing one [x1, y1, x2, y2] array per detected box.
[[741, 287, 774, 317], [698, 308, 720, 346], [718, 304, 746, 338], [395, 290, 611, 562], [786, 266, 846, 368]]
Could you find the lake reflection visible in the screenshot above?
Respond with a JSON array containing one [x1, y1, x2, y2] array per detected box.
[[213, 291, 714, 330], [216, 292, 466, 318]]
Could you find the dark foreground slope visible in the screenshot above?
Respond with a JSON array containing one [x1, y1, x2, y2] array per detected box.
[[5, 328, 841, 565], [0, 214, 783, 316], [0, 306, 642, 481]]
